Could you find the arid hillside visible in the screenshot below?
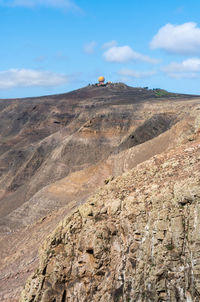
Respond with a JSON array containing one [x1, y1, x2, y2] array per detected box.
[[0, 83, 200, 301], [21, 132, 200, 302]]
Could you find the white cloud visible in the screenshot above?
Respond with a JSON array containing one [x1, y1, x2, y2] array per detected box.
[[102, 40, 117, 49], [84, 41, 97, 54], [0, 69, 69, 89], [165, 72, 199, 79], [162, 58, 200, 78], [103, 45, 159, 64], [163, 58, 200, 72], [150, 22, 200, 55], [0, 0, 80, 10], [119, 68, 156, 78]]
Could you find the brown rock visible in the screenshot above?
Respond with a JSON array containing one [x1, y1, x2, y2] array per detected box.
[[20, 139, 200, 301]]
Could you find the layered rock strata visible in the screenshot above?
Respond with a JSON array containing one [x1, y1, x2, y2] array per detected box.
[[0, 84, 200, 301], [21, 138, 200, 301]]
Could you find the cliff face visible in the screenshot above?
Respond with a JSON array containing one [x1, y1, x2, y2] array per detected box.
[[0, 84, 198, 232], [0, 84, 200, 301], [0, 84, 177, 230], [20, 132, 200, 301]]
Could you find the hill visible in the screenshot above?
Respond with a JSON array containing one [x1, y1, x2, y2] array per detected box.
[[0, 83, 200, 301]]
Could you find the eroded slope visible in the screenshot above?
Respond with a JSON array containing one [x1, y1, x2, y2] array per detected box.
[[0, 84, 200, 301], [0, 84, 199, 232], [20, 131, 200, 301]]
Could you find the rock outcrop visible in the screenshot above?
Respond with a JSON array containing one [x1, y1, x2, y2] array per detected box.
[[20, 136, 200, 301], [0, 85, 199, 232], [0, 84, 200, 301]]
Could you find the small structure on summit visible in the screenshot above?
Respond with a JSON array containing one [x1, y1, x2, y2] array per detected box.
[[90, 76, 112, 87], [98, 76, 105, 86]]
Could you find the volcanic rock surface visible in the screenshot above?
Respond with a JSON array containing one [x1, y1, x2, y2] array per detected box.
[[21, 139, 200, 302], [0, 83, 200, 301]]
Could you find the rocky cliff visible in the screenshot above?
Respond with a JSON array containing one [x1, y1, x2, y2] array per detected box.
[[0, 84, 200, 301], [0, 84, 197, 232], [20, 122, 200, 301]]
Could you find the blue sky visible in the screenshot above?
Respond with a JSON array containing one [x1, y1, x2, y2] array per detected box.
[[1, 0, 200, 98]]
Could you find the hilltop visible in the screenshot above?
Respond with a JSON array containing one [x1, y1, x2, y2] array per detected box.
[[0, 83, 200, 301], [1, 83, 194, 232]]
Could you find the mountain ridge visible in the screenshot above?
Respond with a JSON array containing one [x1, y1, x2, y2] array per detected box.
[[0, 83, 200, 301]]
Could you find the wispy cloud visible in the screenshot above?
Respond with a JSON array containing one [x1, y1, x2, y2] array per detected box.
[[84, 41, 97, 54], [164, 72, 199, 79], [0, 0, 80, 10], [119, 68, 156, 78], [150, 22, 200, 55], [162, 58, 200, 78], [103, 45, 159, 64], [0, 68, 70, 89], [102, 40, 117, 49]]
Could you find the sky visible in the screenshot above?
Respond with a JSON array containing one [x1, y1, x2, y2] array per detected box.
[[1, 0, 200, 98]]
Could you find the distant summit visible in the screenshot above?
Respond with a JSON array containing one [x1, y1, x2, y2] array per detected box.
[[0, 83, 200, 301]]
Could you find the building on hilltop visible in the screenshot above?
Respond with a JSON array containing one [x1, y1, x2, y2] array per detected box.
[[98, 76, 105, 86]]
